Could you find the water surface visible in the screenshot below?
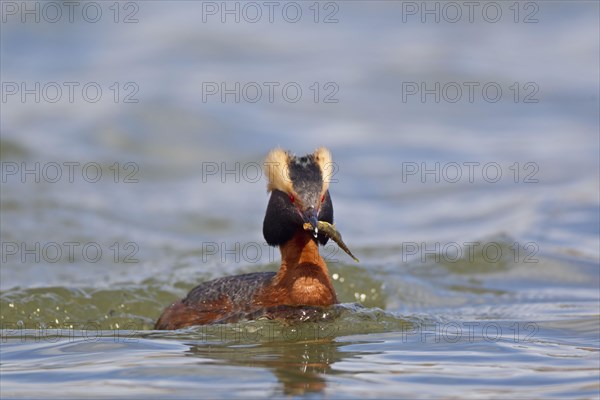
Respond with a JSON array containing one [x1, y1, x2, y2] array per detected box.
[[1, 1, 599, 398]]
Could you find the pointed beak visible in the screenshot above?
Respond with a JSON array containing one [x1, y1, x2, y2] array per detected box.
[[303, 207, 319, 238]]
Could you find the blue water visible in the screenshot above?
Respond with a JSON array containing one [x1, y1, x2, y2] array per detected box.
[[1, 1, 599, 398]]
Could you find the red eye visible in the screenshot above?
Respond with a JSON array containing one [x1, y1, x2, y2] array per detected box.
[[289, 194, 295, 203], [321, 194, 325, 203]]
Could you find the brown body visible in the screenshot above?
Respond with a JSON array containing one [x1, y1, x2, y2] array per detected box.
[[154, 231, 337, 330], [155, 147, 340, 330]]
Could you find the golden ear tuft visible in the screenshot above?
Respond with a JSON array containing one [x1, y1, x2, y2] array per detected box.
[[264, 148, 292, 193], [313, 147, 333, 192]]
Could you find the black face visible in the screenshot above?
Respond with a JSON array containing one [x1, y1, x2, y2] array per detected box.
[[263, 189, 334, 247]]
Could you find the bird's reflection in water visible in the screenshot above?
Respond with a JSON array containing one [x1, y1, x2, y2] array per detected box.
[[183, 320, 364, 396]]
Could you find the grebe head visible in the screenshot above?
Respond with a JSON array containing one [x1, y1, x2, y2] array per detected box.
[[263, 147, 334, 246]]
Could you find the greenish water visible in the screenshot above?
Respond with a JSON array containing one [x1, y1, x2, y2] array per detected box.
[[2, 242, 598, 398], [1, 1, 599, 398]]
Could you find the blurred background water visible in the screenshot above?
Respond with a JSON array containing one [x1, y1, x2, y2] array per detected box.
[[1, 1, 599, 398]]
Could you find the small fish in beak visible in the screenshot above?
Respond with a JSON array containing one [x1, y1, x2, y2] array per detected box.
[[303, 207, 319, 238], [303, 221, 359, 262]]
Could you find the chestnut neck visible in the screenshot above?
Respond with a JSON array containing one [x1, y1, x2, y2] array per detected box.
[[269, 230, 337, 306], [279, 231, 326, 270]]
